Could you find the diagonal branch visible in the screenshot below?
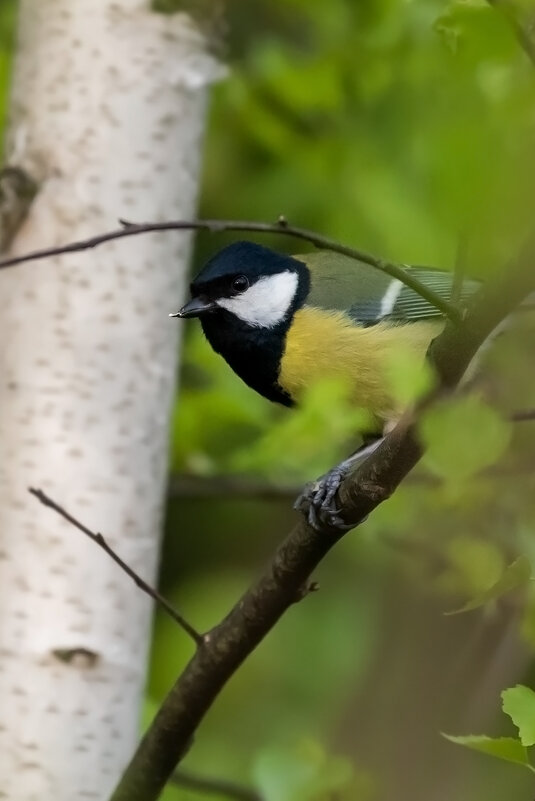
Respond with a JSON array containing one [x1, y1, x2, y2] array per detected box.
[[29, 488, 203, 646], [0, 216, 461, 321], [107, 235, 535, 801]]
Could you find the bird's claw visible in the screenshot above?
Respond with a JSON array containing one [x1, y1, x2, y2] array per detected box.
[[294, 466, 354, 532]]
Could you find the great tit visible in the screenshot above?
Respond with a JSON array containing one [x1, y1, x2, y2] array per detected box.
[[171, 241, 477, 528]]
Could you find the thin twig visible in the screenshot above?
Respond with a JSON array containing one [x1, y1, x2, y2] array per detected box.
[[172, 769, 262, 801], [28, 487, 203, 645], [0, 216, 462, 321]]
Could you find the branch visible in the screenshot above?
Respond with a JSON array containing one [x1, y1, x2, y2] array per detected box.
[[0, 216, 461, 321], [28, 488, 203, 646], [172, 769, 261, 801], [487, 0, 535, 66], [108, 234, 535, 801], [510, 409, 535, 422]]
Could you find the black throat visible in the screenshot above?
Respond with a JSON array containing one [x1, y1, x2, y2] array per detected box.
[[201, 312, 294, 406], [199, 264, 309, 407]]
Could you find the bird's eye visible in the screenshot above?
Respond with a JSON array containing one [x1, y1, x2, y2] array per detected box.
[[231, 275, 249, 294]]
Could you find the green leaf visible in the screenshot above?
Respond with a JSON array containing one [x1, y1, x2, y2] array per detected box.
[[420, 396, 511, 481], [443, 734, 532, 769], [445, 555, 532, 615], [502, 686, 535, 746]]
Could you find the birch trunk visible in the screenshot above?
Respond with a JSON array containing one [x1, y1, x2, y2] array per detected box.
[[0, 2, 221, 799]]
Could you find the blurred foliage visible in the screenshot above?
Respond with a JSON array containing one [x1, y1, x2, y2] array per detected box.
[[252, 740, 374, 801], [420, 395, 512, 482], [444, 555, 531, 615], [3, 0, 535, 799]]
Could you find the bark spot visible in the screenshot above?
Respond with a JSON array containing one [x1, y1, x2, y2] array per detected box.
[[67, 447, 84, 459], [52, 648, 100, 668]]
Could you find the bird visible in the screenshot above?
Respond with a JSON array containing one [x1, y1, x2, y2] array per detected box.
[[170, 241, 478, 529]]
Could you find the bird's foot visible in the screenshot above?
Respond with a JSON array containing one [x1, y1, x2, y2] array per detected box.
[[294, 464, 355, 532], [294, 437, 385, 532]]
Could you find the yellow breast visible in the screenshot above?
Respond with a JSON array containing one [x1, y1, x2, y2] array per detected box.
[[279, 306, 441, 421]]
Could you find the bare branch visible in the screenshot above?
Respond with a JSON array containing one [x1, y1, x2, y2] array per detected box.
[[0, 216, 461, 321], [108, 234, 535, 801], [172, 769, 262, 801], [510, 409, 535, 422], [28, 488, 203, 646]]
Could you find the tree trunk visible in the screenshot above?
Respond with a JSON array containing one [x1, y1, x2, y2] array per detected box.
[[0, 2, 221, 799]]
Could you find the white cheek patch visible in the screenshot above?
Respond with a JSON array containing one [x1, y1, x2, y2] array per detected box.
[[217, 271, 299, 328]]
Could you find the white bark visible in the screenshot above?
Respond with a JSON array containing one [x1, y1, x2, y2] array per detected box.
[[0, 2, 222, 799]]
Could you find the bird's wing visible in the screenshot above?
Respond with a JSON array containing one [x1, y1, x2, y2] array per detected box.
[[300, 251, 479, 325]]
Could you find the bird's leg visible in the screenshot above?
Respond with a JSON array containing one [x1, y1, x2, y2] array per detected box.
[[294, 435, 384, 531]]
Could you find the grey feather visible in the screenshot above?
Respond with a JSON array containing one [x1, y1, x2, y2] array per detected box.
[[301, 251, 479, 325]]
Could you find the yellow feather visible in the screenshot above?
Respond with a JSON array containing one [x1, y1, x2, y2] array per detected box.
[[279, 306, 442, 421]]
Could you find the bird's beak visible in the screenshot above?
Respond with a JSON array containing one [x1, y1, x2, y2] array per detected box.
[[169, 297, 217, 319]]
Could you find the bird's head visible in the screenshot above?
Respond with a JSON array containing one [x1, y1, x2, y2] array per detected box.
[[171, 241, 310, 329]]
